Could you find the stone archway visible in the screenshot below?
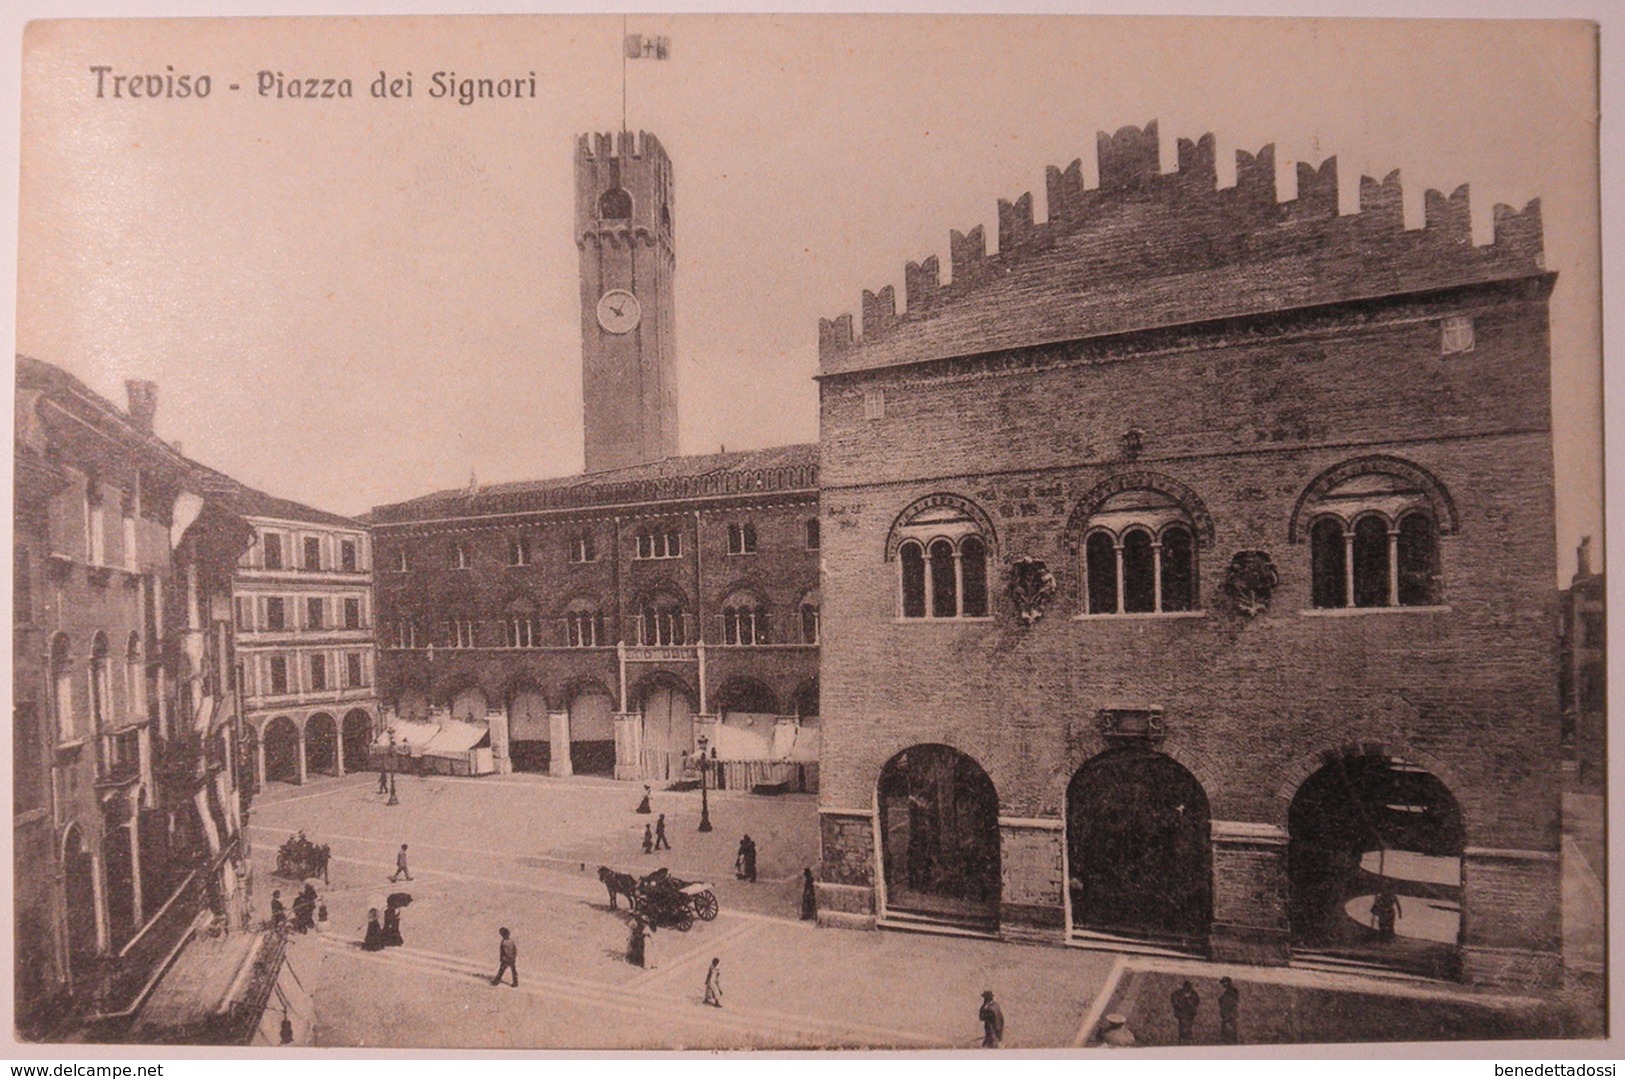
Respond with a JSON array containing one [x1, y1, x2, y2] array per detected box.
[[450, 685, 488, 725], [62, 825, 99, 981], [342, 709, 373, 775], [877, 744, 1001, 929], [305, 713, 339, 776], [568, 684, 616, 776], [634, 676, 695, 782], [263, 716, 302, 784], [1287, 750, 1464, 978], [507, 687, 551, 773], [1067, 747, 1212, 947]]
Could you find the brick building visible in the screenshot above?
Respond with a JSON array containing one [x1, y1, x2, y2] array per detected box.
[[14, 356, 260, 1036], [812, 122, 1562, 987], [369, 132, 821, 787]]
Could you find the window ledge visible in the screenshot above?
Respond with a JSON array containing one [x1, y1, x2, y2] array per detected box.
[[55, 738, 88, 753], [1072, 610, 1208, 622], [1299, 605, 1452, 617], [892, 616, 996, 625]]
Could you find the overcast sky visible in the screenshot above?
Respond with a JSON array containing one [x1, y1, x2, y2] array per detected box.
[[16, 15, 1602, 576]]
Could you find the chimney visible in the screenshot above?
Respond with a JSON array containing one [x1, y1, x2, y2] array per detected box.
[[126, 380, 158, 433], [1577, 536, 1592, 578]]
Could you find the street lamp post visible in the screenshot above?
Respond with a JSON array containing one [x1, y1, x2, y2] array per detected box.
[[386, 731, 399, 806], [697, 735, 713, 832]]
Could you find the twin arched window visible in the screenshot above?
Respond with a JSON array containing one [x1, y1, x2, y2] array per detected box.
[[637, 590, 690, 646], [567, 599, 605, 648], [1081, 490, 1198, 615], [897, 504, 990, 619], [1303, 468, 1444, 609], [721, 589, 768, 645]]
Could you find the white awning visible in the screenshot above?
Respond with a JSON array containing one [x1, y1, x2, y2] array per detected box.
[[422, 720, 489, 758]]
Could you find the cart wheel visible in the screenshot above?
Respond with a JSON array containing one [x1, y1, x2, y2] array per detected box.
[[677, 912, 694, 932], [695, 891, 719, 921]]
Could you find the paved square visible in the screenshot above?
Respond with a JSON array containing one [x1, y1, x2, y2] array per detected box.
[[247, 772, 1118, 1049]]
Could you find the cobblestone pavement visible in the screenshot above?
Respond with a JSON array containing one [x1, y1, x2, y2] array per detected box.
[[245, 772, 1117, 1049]]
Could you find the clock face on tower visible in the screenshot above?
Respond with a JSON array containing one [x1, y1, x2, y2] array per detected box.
[[595, 289, 642, 335]]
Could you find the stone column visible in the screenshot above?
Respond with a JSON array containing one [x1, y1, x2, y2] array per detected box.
[[548, 711, 572, 777], [334, 720, 346, 777], [998, 817, 1066, 944], [127, 820, 144, 927], [816, 807, 878, 930], [1208, 820, 1291, 966], [255, 730, 266, 793], [1460, 846, 1562, 987], [613, 713, 642, 781], [295, 724, 308, 786], [487, 706, 512, 775]]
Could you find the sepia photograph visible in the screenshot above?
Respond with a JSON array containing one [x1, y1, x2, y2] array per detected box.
[[7, 9, 1611, 1056]]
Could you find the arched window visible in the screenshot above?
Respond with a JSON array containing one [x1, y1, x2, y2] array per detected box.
[[721, 589, 768, 645], [637, 590, 689, 646], [1077, 489, 1202, 615], [50, 633, 74, 742], [799, 587, 821, 644], [566, 598, 605, 648], [599, 187, 632, 220], [503, 596, 539, 649], [89, 633, 110, 732], [1302, 468, 1445, 610], [450, 542, 470, 570], [891, 500, 992, 621]]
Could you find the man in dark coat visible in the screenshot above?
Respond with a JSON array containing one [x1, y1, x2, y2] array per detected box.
[[979, 990, 1005, 1048], [800, 868, 817, 920], [1171, 979, 1200, 1044], [736, 835, 757, 882], [491, 927, 518, 987], [654, 814, 671, 851], [1218, 977, 1240, 1044]]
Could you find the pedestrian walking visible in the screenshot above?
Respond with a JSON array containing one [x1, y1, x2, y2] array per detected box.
[[735, 835, 757, 882], [362, 908, 383, 952], [270, 890, 287, 933], [702, 957, 723, 1007], [979, 990, 1005, 1048], [1371, 880, 1402, 939], [1170, 979, 1200, 1044], [800, 868, 817, 920], [642, 824, 655, 854], [490, 927, 518, 987], [390, 843, 412, 882], [377, 766, 389, 794], [636, 785, 652, 814], [654, 814, 671, 851], [1218, 976, 1240, 1045]]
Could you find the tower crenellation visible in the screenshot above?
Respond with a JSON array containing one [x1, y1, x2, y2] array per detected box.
[[818, 120, 1548, 370]]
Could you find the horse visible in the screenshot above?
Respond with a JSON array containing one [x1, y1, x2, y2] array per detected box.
[[598, 866, 639, 910]]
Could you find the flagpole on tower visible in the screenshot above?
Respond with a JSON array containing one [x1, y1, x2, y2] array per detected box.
[[621, 14, 628, 137]]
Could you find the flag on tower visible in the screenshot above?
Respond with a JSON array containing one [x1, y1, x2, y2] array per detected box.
[[624, 34, 671, 60]]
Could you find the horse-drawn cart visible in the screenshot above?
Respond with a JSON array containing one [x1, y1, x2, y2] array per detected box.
[[599, 866, 718, 931]]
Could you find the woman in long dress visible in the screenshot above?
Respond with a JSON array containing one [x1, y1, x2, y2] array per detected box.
[[382, 903, 404, 947], [362, 909, 384, 951]]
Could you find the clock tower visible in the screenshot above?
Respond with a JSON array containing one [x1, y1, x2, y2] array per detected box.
[[576, 131, 678, 472]]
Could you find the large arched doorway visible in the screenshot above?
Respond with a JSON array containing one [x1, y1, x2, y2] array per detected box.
[[62, 826, 98, 982], [450, 686, 488, 725], [877, 745, 1001, 929], [342, 710, 373, 774], [305, 713, 338, 776], [1288, 751, 1464, 978], [263, 716, 301, 784], [396, 687, 430, 724], [1067, 748, 1212, 948], [568, 685, 616, 776], [508, 688, 551, 772], [638, 679, 694, 782]]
